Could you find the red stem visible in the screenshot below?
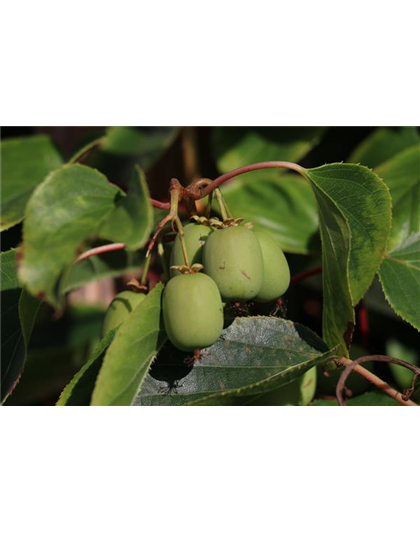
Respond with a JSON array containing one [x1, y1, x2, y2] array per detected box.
[[200, 161, 306, 196], [291, 266, 322, 284]]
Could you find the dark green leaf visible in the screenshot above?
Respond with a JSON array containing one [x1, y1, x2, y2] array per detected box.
[[18, 164, 123, 307], [134, 317, 333, 406], [221, 173, 319, 254], [375, 145, 420, 250], [0, 135, 63, 231], [99, 166, 153, 250], [1, 250, 41, 403], [57, 329, 117, 406], [348, 127, 419, 168], [378, 233, 420, 331], [91, 284, 166, 406], [213, 127, 325, 173], [305, 164, 392, 353]]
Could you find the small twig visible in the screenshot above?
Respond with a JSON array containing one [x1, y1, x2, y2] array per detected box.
[[335, 355, 420, 406], [291, 266, 322, 284]]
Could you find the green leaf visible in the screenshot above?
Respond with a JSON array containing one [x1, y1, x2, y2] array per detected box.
[[0, 135, 63, 231], [305, 163, 392, 353], [375, 145, 420, 250], [99, 166, 154, 250], [347, 391, 401, 406], [18, 164, 123, 307], [57, 329, 117, 406], [102, 126, 178, 167], [386, 338, 420, 390], [312, 391, 402, 406], [134, 317, 333, 406], [91, 284, 166, 406], [378, 233, 420, 331], [221, 173, 319, 254], [63, 249, 144, 293], [213, 127, 325, 173], [1, 250, 41, 403], [348, 127, 419, 168]]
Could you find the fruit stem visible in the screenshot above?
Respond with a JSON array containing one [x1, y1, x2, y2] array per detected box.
[[205, 191, 213, 218], [214, 188, 231, 221], [335, 355, 420, 406], [157, 240, 170, 282], [140, 252, 152, 285], [146, 181, 181, 257], [174, 217, 190, 269]]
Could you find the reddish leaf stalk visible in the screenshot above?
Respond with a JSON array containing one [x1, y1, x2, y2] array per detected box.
[[75, 243, 126, 263], [290, 266, 322, 284]]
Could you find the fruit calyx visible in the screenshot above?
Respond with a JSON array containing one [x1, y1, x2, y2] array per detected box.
[[170, 263, 204, 275], [126, 278, 148, 293]]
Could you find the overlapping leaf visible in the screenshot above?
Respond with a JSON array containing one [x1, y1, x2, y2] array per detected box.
[[134, 317, 332, 406], [379, 232, 420, 331], [304, 164, 392, 353], [91, 284, 166, 406], [212, 127, 326, 173], [221, 173, 319, 254], [1, 135, 63, 231]]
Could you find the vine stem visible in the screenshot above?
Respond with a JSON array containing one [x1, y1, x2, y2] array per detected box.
[[149, 161, 307, 211], [199, 161, 307, 197], [335, 356, 420, 406]]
